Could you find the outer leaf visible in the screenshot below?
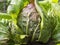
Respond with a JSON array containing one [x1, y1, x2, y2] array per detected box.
[[7, 0, 29, 25], [52, 4, 60, 42], [7, 0, 29, 19], [35, 0, 57, 43], [0, 19, 9, 44]]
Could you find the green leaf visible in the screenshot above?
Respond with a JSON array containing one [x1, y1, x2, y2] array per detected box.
[[20, 35, 27, 39], [52, 4, 60, 43], [56, 43, 60, 45], [35, 0, 57, 43], [0, 13, 12, 19], [7, 0, 29, 25], [50, 0, 58, 3], [0, 20, 9, 44], [7, 0, 29, 16]]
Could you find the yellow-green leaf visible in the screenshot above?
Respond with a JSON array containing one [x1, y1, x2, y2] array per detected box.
[[20, 35, 27, 39]]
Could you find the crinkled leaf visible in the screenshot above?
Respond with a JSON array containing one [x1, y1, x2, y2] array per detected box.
[[52, 4, 60, 42], [35, 0, 57, 43], [0, 19, 9, 43]]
